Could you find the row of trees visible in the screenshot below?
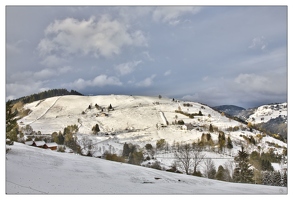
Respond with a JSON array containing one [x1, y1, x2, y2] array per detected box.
[[9, 89, 83, 104]]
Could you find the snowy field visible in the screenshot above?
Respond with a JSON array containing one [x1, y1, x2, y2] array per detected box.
[[5, 142, 288, 195]]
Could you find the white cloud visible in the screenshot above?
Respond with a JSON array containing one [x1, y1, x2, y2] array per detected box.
[[37, 15, 147, 59], [115, 60, 142, 76], [68, 75, 122, 90], [6, 81, 45, 101], [142, 51, 154, 61], [164, 70, 172, 76], [233, 73, 286, 95], [136, 74, 156, 87], [58, 66, 72, 74], [92, 75, 122, 87], [249, 36, 268, 50], [40, 55, 67, 67], [33, 69, 55, 80], [152, 7, 201, 25]]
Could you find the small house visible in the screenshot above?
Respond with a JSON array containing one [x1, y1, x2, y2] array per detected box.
[[32, 141, 46, 148], [43, 142, 58, 150]]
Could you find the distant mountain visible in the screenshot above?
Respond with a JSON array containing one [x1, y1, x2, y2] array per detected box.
[[238, 103, 287, 140], [215, 103, 287, 140], [212, 105, 246, 116]]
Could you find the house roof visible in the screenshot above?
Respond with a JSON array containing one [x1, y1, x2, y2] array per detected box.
[[44, 142, 58, 147], [33, 141, 45, 146]]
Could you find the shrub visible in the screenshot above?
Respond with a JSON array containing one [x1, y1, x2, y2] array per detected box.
[[57, 146, 66, 152], [149, 161, 162, 170], [145, 143, 153, 151], [105, 153, 125, 163], [177, 120, 185, 125]]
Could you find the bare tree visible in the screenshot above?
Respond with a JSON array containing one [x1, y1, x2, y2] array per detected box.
[[80, 136, 95, 156], [174, 143, 193, 174], [192, 145, 206, 175], [203, 158, 216, 179], [224, 160, 235, 181]]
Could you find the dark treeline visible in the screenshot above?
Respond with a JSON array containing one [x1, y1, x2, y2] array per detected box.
[[8, 89, 83, 104]]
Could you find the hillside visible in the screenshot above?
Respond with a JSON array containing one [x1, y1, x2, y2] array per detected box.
[[212, 105, 246, 116], [214, 103, 288, 140], [12, 95, 286, 172], [6, 142, 287, 194], [238, 103, 287, 139]]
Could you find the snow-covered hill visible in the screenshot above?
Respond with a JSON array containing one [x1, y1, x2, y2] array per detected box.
[[14, 95, 287, 180], [245, 103, 287, 124], [6, 142, 287, 194]]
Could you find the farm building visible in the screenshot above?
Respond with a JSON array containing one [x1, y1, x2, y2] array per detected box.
[[32, 141, 45, 148], [43, 142, 58, 150]]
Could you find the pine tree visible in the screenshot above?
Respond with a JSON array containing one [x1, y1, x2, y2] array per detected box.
[[6, 101, 18, 142], [92, 124, 100, 134], [209, 124, 214, 132], [215, 165, 226, 181], [122, 143, 130, 157], [218, 131, 226, 152], [272, 171, 282, 186], [227, 136, 233, 149], [282, 170, 287, 187], [233, 146, 254, 183]]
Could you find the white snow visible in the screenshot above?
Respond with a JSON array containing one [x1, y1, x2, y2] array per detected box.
[[5, 142, 287, 195], [247, 103, 287, 124], [7, 95, 288, 195]]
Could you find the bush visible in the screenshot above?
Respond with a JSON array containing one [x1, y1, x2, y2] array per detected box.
[[177, 120, 185, 125], [149, 161, 162, 170], [145, 143, 153, 151], [57, 146, 66, 152], [105, 153, 125, 163]]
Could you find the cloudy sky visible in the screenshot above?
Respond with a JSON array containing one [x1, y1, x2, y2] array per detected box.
[[5, 5, 288, 108]]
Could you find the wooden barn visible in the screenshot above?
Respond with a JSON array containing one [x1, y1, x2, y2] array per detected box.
[[43, 142, 58, 150], [32, 141, 46, 148]]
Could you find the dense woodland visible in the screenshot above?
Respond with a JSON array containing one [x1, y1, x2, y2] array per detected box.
[[8, 89, 83, 104]]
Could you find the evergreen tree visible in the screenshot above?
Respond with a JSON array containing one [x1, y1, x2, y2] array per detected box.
[[209, 124, 214, 132], [261, 159, 274, 171], [57, 131, 64, 145], [233, 146, 254, 183], [92, 124, 100, 134], [108, 104, 113, 110], [215, 165, 226, 181], [218, 131, 226, 152], [122, 143, 131, 157], [6, 101, 18, 142], [227, 136, 233, 149], [283, 170, 287, 187], [128, 150, 144, 165], [272, 171, 282, 186]]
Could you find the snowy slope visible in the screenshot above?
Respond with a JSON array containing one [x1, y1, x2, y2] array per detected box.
[[5, 142, 287, 194], [246, 103, 287, 124], [15, 95, 287, 173]]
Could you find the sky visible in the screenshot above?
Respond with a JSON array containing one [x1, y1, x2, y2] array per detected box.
[[5, 3, 289, 109]]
